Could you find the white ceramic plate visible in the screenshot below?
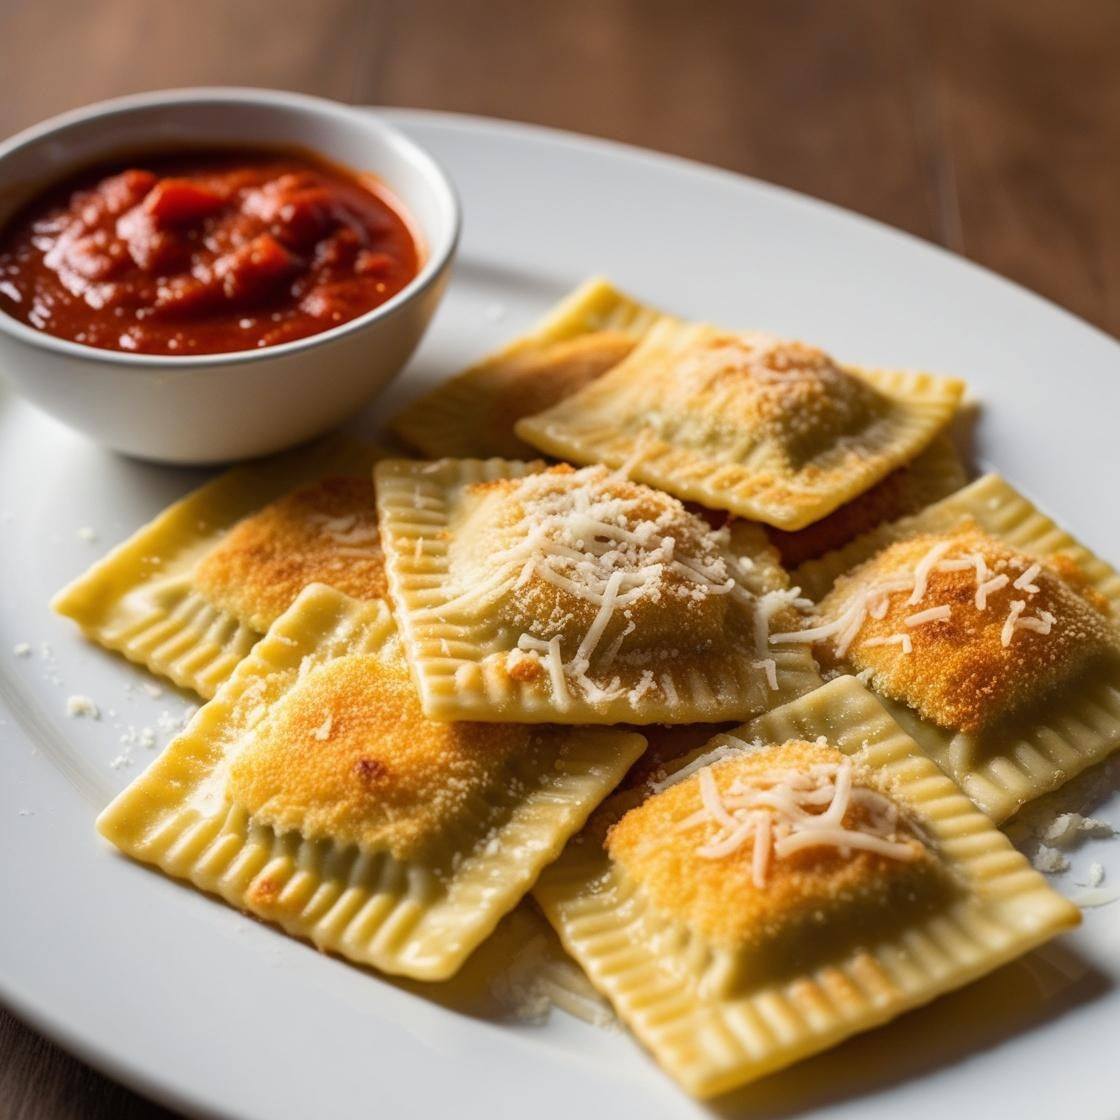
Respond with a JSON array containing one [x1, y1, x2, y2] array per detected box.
[[1, 109, 1118, 1120]]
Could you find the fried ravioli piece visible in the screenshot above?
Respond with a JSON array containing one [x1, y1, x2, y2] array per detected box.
[[52, 439, 384, 698], [516, 319, 964, 530], [376, 457, 820, 724], [535, 677, 1079, 1098], [97, 584, 646, 981], [787, 474, 1120, 820]]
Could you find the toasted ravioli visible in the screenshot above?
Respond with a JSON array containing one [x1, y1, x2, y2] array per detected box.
[[228, 655, 531, 861], [764, 434, 967, 567], [815, 527, 1117, 733], [392, 277, 668, 458], [535, 677, 1079, 1098], [97, 585, 646, 981], [515, 319, 964, 530], [194, 475, 386, 634], [607, 740, 941, 952], [375, 457, 821, 724], [52, 440, 384, 698], [788, 474, 1120, 820]]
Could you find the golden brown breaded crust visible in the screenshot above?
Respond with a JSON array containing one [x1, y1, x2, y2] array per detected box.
[[818, 527, 1120, 734], [606, 740, 936, 948], [194, 476, 385, 633], [228, 651, 532, 863], [457, 464, 735, 667]]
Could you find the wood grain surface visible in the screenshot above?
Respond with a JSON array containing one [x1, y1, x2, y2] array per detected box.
[[1, 1, 1116, 1116]]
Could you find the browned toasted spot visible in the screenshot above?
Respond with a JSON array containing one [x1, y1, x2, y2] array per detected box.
[[607, 740, 937, 948], [247, 876, 284, 908], [818, 527, 1120, 733], [194, 476, 385, 633], [507, 654, 544, 683], [354, 757, 388, 782], [227, 651, 534, 861]]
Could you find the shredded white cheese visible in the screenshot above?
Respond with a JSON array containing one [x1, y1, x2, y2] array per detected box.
[[677, 755, 916, 886], [488, 466, 742, 706], [863, 633, 913, 653], [906, 540, 954, 605], [975, 572, 1009, 610], [770, 538, 1062, 658], [1013, 563, 1042, 594], [904, 604, 951, 627], [752, 658, 779, 691]]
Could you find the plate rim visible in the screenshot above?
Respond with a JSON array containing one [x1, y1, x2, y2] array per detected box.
[[0, 105, 1117, 1120]]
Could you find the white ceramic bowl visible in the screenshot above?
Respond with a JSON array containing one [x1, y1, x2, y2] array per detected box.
[[0, 88, 459, 464]]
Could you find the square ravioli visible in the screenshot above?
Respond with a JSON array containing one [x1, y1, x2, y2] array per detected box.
[[534, 676, 1080, 1098], [786, 474, 1120, 821], [52, 439, 386, 699], [391, 277, 669, 459], [514, 318, 965, 530], [375, 457, 821, 724], [96, 584, 646, 981]]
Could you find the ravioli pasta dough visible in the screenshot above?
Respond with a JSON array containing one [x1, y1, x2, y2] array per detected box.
[[52, 440, 385, 698], [764, 434, 967, 567], [534, 676, 1079, 1097], [789, 474, 1120, 821], [515, 319, 964, 530], [375, 457, 821, 724], [97, 584, 646, 980], [392, 277, 669, 459]]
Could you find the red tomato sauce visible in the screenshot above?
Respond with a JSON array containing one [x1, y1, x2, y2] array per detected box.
[[0, 148, 421, 355]]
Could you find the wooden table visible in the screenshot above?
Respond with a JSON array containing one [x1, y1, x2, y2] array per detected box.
[[1, 1, 1116, 1115]]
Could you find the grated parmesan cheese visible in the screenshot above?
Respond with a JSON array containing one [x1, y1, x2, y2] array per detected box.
[[486, 466, 746, 706], [1043, 812, 1116, 847], [752, 658, 779, 691], [677, 754, 917, 887], [906, 540, 954, 605], [1013, 563, 1042, 594], [975, 572, 1009, 610], [1031, 845, 1070, 874], [66, 695, 100, 719], [863, 633, 912, 653], [904, 604, 951, 627]]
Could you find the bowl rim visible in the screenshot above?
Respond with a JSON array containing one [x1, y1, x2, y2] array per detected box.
[[0, 86, 461, 370]]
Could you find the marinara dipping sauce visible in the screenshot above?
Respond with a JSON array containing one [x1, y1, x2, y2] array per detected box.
[[0, 147, 421, 355]]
